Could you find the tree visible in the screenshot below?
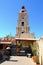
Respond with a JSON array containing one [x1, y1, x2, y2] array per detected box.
[[4, 34, 15, 40], [17, 42, 22, 52], [31, 41, 38, 56]]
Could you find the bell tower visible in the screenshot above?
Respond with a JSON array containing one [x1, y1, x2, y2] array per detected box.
[[16, 6, 30, 37]]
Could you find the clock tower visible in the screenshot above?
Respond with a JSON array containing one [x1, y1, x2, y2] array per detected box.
[[16, 6, 30, 37]]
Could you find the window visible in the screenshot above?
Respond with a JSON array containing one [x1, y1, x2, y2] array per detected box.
[[21, 22, 24, 26], [22, 10, 24, 12], [22, 31, 24, 33]]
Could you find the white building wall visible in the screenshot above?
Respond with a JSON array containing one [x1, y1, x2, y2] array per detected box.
[[37, 38, 43, 65]]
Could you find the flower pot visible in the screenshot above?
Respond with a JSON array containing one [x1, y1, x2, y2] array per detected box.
[[32, 56, 36, 62], [36, 63, 40, 65]]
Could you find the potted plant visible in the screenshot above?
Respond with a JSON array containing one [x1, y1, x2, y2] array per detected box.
[[30, 41, 38, 62], [36, 55, 40, 65], [32, 49, 36, 62], [31, 44, 37, 62], [17, 42, 22, 52]]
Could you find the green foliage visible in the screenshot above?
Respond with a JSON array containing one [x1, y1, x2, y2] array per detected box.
[[36, 55, 39, 64], [31, 41, 37, 56], [17, 42, 22, 48], [32, 47, 36, 56], [17, 42, 22, 51], [4, 34, 15, 39], [31, 47, 36, 55]]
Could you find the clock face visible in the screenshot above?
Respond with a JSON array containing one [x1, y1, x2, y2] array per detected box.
[[21, 14, 25, 19]]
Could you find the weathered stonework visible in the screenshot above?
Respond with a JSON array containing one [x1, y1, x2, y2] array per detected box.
[[16, 6, 35, 38]]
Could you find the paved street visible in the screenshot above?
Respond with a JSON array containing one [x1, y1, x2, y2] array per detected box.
[[0, 56, 36, 65]]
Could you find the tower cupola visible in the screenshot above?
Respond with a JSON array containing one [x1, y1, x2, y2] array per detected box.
[[20, 6, 26, 12], [22, 6, 25, 9]]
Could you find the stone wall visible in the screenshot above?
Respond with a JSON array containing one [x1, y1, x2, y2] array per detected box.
[[37, 37, 43, 65]]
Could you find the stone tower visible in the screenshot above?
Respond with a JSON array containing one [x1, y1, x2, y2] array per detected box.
[[16, 6, 34, 38]]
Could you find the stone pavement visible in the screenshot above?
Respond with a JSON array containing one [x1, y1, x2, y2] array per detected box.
[[0, 56, 36, 65]]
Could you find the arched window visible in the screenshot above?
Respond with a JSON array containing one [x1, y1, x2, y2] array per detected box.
[[21, 22, 24, 26]]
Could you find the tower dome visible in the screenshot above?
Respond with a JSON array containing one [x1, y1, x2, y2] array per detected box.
[[22, 6, 25, 9], [20, 6, 26, 12]]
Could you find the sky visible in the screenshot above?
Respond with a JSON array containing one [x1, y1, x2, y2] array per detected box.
[[0, 0, 43, 38]]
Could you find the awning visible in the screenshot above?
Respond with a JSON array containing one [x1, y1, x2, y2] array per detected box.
[[0, 42, 11, 44]]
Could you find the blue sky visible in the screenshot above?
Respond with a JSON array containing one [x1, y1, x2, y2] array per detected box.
[[0, 0, 43, 38]]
